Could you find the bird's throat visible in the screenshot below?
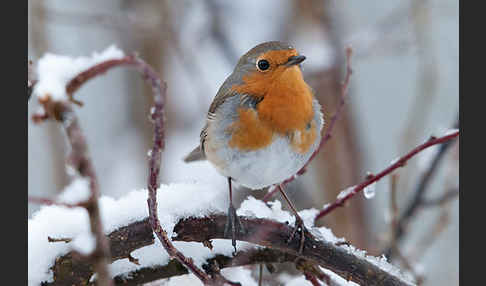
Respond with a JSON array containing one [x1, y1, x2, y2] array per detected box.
[[257, 67, 314, 134]]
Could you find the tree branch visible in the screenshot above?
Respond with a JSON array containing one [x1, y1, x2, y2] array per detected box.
[[174, 215, 412, 286], [315, 130, 459, 222], [42, 214, 413, 286], [32, 102, 113, 286], [384, 120, 459, 258]]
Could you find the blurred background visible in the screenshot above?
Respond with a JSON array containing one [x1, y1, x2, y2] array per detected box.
[[28, 0, 458, 285]]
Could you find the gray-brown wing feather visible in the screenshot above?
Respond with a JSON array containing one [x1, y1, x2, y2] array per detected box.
[[183, 76, 240, 163]]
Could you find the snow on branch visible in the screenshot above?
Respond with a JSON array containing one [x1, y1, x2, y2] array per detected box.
[[30, 100, 113, 285], [29, 186, 414, 286], [314, 130, 459, 222]]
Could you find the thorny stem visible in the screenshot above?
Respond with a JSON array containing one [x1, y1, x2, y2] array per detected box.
[[30, 54, 220, 285], [263, 46, 353, 202], [131, 56, 217, 284], [30, 102, 113, 286], [315, 130, 459, 222]]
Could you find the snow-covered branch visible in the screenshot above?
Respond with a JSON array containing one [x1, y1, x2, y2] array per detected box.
[[30, 101, 113, 286], [30, 190, 414, 286]]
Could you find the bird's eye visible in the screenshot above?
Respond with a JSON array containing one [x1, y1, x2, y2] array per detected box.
[[257, 59, 270, 71]]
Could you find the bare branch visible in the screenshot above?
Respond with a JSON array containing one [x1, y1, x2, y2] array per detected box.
[[135, 56, 220, 285], [174, 215, 412, 286], [384, 120, 459, 258], [28, 196, 87, 208], [30, 101, 113, 286], [315, 131, 459, 222], [42, 215, 412, 286], [421, 189, 459, 207]]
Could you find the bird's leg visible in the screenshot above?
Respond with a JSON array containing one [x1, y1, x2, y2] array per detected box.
[[278, 183, 312, 254], [224, 177, 246, 252]]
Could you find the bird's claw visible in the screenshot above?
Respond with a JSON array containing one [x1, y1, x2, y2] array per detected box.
[[287, 216, 312, 254], [224, 204, 246, 253]]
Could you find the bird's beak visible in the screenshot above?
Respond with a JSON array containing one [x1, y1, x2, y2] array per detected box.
[[285, 55, 306, 66]]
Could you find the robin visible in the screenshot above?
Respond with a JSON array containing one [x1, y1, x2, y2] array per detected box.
[[184, 41, 323, 252]]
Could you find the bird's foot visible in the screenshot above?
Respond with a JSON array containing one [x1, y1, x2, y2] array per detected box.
[[224, 204, 246, 253], [287, 216, 313, 254]]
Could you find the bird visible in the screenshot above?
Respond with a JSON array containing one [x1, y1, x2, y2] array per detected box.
[[184, 41, 324, 252]]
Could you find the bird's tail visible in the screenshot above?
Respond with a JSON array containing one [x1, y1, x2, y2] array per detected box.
[[183, 145, 206, 162]]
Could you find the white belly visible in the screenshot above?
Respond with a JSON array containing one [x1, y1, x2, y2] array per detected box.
[[223, 135, 319, 189], [204, 95, 323, 190]]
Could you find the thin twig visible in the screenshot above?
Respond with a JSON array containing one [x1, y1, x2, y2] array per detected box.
[[258, 264, 263, 286], [263, 46, 354, 202], [304, 272, 322, 286], [315, 131, 459, 222], [30, 102, 113, 286], [420, 189, 459, 207], [384, 120, 459, 258], [28, 196, 87, 208], [409, 210, 450, 263], [48, 236, 73, 243], [387, 174, 423, 284], [133, 56, 217, 284]]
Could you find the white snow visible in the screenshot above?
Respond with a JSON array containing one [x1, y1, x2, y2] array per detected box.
[[337, 186, 356, 200], [71, 232, 96, 255], [444, 128, 459, 136], [390, 157, 400, 166], [29, 182, 229, 285], [278, 268, 361, 286], [56, 178, 91, 204], [33, 45, 125, 102], [29, 182, 412, 286], [339, 245, 415, 285]]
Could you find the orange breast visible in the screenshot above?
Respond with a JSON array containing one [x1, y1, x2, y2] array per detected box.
[[228, 65, 316, 153], [227, 108, 273, 151], [257, 66, 314, 133]]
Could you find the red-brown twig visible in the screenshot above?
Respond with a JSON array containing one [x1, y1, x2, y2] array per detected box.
[[136, 57, 217, 284], [304, 272, 322, 286], [30, 101, 113, 286], [28, 196, 88, 209], [263, 46, 353, 202], [315, 131, 459, 222], [384, 119, 458, 258], [30, 53, 220, 285]]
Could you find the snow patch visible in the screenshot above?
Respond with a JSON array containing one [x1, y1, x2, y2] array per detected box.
[[33, 45, 124, 102], [56, 178, 91, 204]]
